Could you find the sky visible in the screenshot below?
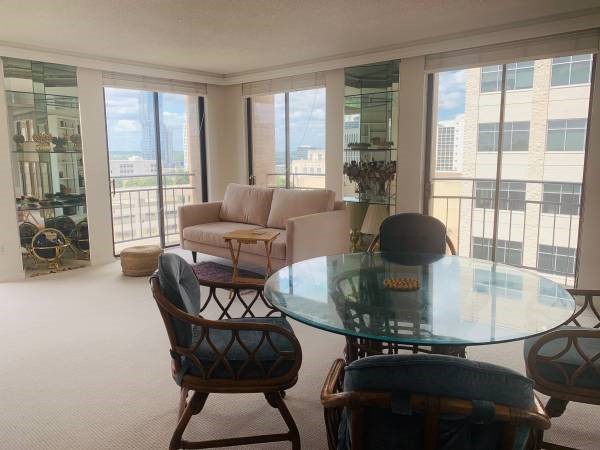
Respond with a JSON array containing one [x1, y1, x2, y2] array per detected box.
[[273, 88, 326, 161], [437, 70, 466, 122], [104, 87, 186, 158]]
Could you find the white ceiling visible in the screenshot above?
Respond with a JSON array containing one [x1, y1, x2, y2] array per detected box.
[[0, 0, 598, 76]]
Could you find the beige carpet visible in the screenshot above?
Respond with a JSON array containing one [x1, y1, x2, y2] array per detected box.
[[0, 249, 598, 449]]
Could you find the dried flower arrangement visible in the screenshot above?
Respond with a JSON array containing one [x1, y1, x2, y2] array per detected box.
[[343, 159, 396, 199]]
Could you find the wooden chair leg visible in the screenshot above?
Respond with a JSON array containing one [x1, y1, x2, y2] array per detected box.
[[169, 391, 208, 450], [265, 392, 301, 450], [178, 387, 189, 419]]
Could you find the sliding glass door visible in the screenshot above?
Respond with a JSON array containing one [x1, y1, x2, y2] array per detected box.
[[426, 53, 595, 286], [247, 88, 326, 189], [104, 88, 204, 254]]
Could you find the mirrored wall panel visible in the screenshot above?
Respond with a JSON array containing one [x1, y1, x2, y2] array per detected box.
[[2, 57, 89, 276]]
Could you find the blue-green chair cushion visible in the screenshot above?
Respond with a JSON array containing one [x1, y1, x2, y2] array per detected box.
[[524, 326, 600, 391], [182, 317, 296, 380], [156, 253, 201, 348], [339, 354, 535, 450]]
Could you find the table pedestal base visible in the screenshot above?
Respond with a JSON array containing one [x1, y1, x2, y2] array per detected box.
[[345, 337, 466, 363]]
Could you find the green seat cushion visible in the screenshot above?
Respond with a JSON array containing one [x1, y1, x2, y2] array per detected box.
[[183, 316, 296, 380], [524, 326, 600, 390], [338, 354, 535, 450]]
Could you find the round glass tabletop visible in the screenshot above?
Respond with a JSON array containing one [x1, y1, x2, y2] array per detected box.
[[264, 252, 576, 347]]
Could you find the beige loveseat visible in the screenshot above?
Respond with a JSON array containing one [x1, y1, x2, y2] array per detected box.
[[178, 183, 349, 271]]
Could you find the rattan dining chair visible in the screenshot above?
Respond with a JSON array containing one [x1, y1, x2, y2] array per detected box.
[[150, 253, 302, 449], [356, 214, 459, 360], [322, 355, 551, 450], [524, 288, 600, 450], [367, 213, 457, 255]]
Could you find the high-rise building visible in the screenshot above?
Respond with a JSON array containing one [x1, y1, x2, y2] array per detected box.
[[139, 91, 155, 161], [431, 54, 593, 286]]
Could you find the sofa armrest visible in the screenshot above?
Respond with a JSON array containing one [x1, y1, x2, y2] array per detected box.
[[178, 202, 222, 245], [286, 209, 349, 264]]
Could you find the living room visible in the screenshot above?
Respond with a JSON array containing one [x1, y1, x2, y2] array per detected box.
[[1, 1, 600, 449]]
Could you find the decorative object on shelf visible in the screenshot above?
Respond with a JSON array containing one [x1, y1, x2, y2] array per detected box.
[[18, 221, 39, 248], [343, 159, 396, 202], [69, 219, 89, 258], [383, 277, 420, 291], [51, 136, 67, 152], [45, 215, 76, 237], [12, 133, 24, 151], [30, 228, 69, 271], [70, 134, 82, 151], [32, 131, 53, 151]]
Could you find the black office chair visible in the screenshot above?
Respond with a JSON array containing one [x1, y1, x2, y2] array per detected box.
[[367, 213, 456, 255]]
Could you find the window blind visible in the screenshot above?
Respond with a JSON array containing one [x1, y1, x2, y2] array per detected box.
[[425, 29, 600, 72], [102, 72, 207, 95], [242, 72, 326, 96]]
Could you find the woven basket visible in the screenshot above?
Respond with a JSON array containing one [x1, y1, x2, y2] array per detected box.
[[120, 245, 163, 276]]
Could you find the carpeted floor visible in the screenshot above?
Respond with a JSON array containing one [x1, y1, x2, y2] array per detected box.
[[0, 249, 598, 449]]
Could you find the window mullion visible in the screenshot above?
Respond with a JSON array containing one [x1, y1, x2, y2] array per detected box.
[[491, 64, 508, 262], [284, 92, 290, 189]]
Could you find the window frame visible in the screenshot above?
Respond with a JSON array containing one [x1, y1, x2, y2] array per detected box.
[[537, 244, 577, 276], [477, 121, 530, 152], [246, 88, 326, 189], [546, 118, 588, 152], [551, 54, 593, 87], [480, 61, 535, 93], [541, 183, 582, 216], [472, 237, 524, 266]]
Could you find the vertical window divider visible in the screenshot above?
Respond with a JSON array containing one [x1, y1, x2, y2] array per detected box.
[[153, 91, 166, 248], [491, 64, 508, 263], [284, 92, 291, 189], [574, 53, 598, 287]]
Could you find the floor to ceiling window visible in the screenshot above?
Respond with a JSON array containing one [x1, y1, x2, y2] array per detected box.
[[426, 53, 595, 286], [104, 87, 205, 254], [247, 87, 326, 189]]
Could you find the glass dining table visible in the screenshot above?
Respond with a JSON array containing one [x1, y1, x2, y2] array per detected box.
[[263, 252, 576, 361]]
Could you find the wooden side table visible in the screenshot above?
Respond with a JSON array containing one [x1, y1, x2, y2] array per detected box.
[[222, 228, 280, 284]]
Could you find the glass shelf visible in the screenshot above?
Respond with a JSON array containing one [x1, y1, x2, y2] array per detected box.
[[12, 150, 83, 154], [344, 195, 395, 206], [344, 148, 397, 152]]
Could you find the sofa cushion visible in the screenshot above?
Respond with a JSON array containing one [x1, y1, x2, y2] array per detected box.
[[219, 183, 274, 227], [267, 188, 335, 229], [183, 222, 286, 260], [183, 222, 257, 249]]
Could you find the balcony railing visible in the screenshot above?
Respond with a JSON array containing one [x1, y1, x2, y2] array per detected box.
[[264, 172, 326, 189], [111, 185, 195, 246], [430, 177, 581, 286]]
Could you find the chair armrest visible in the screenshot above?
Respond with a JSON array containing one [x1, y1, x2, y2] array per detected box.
[[286, 209, 349, 264], [525, 327, 600, 390], [178, 202, 222, 245]]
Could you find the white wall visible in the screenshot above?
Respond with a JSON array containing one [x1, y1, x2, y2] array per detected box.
[[578, 63, 600, 288], [77, 68, 116, 265], [325, 69, 344, 198], [0, 59, 24, 280], [395, 56, 427, 213], [205, 84, 246, 200]]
